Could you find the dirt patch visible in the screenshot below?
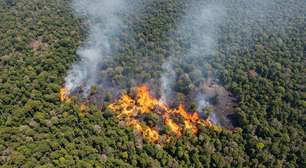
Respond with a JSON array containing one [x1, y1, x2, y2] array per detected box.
[[202, 78, 237, 128], [29, 37, 43, 50], [248, 69, 258, 77]]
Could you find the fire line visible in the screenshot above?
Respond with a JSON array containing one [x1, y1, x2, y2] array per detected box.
[[60, 85, 217, 143]]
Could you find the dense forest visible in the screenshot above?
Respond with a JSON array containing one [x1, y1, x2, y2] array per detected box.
[[0, 0, 305, 167]]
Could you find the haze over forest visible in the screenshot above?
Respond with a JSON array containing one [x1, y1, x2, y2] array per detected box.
[[0, 0, 305, 167]]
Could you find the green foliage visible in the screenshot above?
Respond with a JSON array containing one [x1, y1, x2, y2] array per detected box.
[[256, 143, 265, 150], [0, 0, 305, 167]]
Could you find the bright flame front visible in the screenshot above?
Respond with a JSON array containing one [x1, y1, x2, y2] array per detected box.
[[59, 85, 216, 143], [59, 87, 71, 102], [108, 85, 214, 143]]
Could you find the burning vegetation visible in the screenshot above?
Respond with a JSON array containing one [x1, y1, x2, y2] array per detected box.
[[59, 87, 70, 102], [59, 84, 223, 143], [105, 85, 217, 143], [60, 85, 219, 143]]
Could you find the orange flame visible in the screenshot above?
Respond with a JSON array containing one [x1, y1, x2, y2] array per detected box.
[[80, 103, 86, 112], [106, 85, 217, 143], [177, 104, 200, 122], [202, 119, 213, 128], [184, 120, 198, 135], [164, 114, 181, 136], [130, 119, 143, 132], [59, 87, 70, 102], [130, 119, 159, 143], [59, 84, 219, 144], [108, 95, 136, 118], [136, 85, 167, 113], [144, 127, 159, 143]]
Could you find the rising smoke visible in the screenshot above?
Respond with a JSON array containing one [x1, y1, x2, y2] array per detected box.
[[64, 0, 130, 96], [159, 0, 303, 123], [160, 59, 176, 104], [64, 0, 304, 124], [160, 2, 226, 113]]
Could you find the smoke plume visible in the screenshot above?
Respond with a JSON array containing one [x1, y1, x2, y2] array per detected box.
[[160, 59, 176, 104], [63, 0, 304, 126], [64, 0, 130, 96], [159, 0, 303, 123], [160, 2, 226, 110]]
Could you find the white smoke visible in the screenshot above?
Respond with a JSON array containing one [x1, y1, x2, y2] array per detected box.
[[160, 2, 226, 108], [208, 112, 219, 125], [183, 3, 226, 57], [196, 93, 210, 113], [160, 60, 176, 104], [65, 0, 129, 96], [160, 0, 296, 108]]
